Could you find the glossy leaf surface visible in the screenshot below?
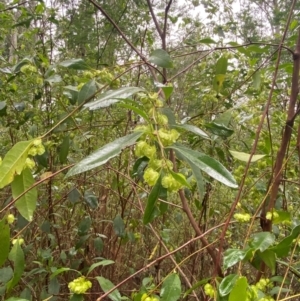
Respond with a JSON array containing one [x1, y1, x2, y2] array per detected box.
[[12, 168, 37, 221], [66, 131, 143, 177], [0, 140, 34, 189], [170, 144, 238, 188], [84, 87, 144, 110]]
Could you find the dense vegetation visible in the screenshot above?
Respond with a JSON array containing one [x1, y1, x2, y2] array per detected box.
[[0, 0, 300, 300]]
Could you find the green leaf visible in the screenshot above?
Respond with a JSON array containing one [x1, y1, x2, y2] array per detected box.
[[204, 122, 234, 137], [271, 225, 300, 257], [154, 82, 174, 100], [70, 294, 84, 301], [0, 101, 7, 116], [213, 56, 228, 91], [0, 140, 34, 189], [48, 277, 60, 295], [259, 250, 276, 275], [189, 161, 205, 199], [143, 175, 163, 225], [78, 216, 91, 236], [12, 168, 37, 222], [170, 144, 238, 188], [6, 242, 25, 292], [58, 59, 91, 70], [64, 86, 79, 105], [68, 188, 81, 203], [214, 110, 232, 127], [216, 56, 228, 74], [50, 267, 73, 279], [170, 170, 191, 188], [84, 87, 144, 110], [160, 273, 181, 301], [252, 71, 261, 90], [0, 267, 13, 283], [59, 135, 70, 164], [228, 277, 247, 301], [87, 260, 114, 276], [247, 45, 268, 53], [249, 232, 275, 252], [45, 74, 62, 84], [78, 79, 97, 105], [160, 108, 176, 125], [223, 249, 248, 270], [113, 215, 125, 238], [174, 124, 210, 139], [0, 219, 10, 268], [66, 131, 143, 177], [149, 49, 173, 68], [272, 210, 291, 225], [96, 276, 121, 301], [118, 100, 150, 122], [219, 274, 238, 297], [94, 237, 104, 253], [199, 38, 216, 44], [229, 150, 266, 162], [83, 191, 98, 209]]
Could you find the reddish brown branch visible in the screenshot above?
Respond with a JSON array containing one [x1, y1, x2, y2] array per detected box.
[[262, 29, 300, 231]]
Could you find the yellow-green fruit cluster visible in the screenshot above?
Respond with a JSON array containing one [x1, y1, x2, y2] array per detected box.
[[143, 168, 160, 186], [6, 214, 15, 224], [135, 141, 156, 159], [266, 211, 279, 221], [68, 276, 92, 294], [204, 283, 215, 298], [255, 278, 272, 292], [233, 213, 251, 223], [157, 128, 180, 146], [162, 173, 184, 192], [148, 159, 173, 170], [20, 64, 37, 74], [141, 293, 159, 301], [28, 139, 45, 156], [156, 113, 168, 125], [25, 158, 35, 170], [12, 238, 24, 245]]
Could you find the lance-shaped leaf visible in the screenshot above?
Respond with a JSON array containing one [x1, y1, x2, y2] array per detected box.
[[96, 276, 121, 301], [169, 144, 238, 188], [78, 79, 97, 105], [12, 168, 37, 222], [0, 219, 10, 268], [174, 124, 210, 140], [143, 175, 164, 225], [204, 122, 234, 137], [87, 260, 114, 276], [58, 58, 91, 70], [6, 241, 25, 292], [213, 55, 228, 91], [66, 131, 143, 177], [229, 150, 266, 162], [219, 274, 238, 297], [0, 140, 34, 189], [84, 87, 144, 110]]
